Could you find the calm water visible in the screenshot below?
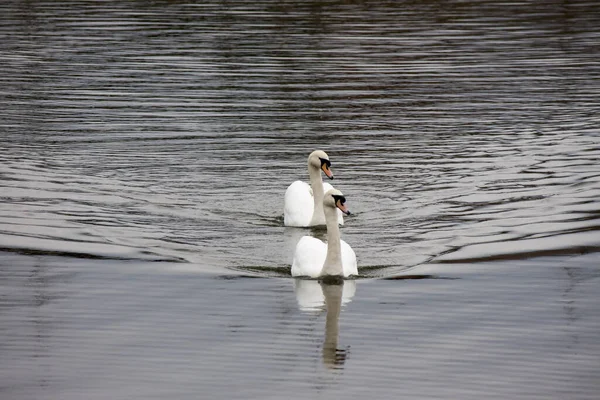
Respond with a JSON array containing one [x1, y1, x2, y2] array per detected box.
[[1, 1, 599, 399]]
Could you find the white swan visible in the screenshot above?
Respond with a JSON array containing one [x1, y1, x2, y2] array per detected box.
[[284, 150, 344, 227], [291, 189, 358, 278]]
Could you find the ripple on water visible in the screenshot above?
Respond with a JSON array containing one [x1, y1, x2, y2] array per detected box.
[[0, 1, 599, 272]]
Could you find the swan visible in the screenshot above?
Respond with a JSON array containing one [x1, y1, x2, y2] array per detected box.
[[284, 150, 344, 227], [291, 189, 358, 278]]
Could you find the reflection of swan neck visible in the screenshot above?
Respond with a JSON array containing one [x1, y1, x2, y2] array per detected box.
[[320, 205, 343, 276], [322, 282, 344, 368], [308, 163, 325, 225]]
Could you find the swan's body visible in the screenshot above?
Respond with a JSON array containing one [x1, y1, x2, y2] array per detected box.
[[284, 150, 344, 227], [291, 236, 356, 278], [292, 189, 358, 278]]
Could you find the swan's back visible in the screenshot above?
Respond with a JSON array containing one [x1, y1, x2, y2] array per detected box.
[[284, 181, 344, 227], [340, 240, 358, 276], [291, 236, 327, 278], [292, 237, 357, 278], [284, 181, 313, 227]]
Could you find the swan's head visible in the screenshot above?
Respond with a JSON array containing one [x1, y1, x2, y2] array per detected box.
[[308, 150, 334, 180], [324, 189, 351, 215]]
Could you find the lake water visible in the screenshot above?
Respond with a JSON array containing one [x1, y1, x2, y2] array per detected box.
[[1, 1, 599, 399]]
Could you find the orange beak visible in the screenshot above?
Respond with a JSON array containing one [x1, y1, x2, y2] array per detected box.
[[322, 164, 334, 179], [336, 200, 350, 215]]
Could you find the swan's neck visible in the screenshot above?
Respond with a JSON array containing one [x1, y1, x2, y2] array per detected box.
[[308, 165, 325, 226], [320, 206, 343, 276]]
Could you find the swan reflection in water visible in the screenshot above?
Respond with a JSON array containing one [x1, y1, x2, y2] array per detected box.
[[293, 279, 356, 368]]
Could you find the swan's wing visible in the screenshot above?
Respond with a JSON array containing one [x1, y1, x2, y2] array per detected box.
[[284, 181, 314, 227], [292, 236, 327, 278], [322, 182, 344, 225], [322, 182, 335, 193], [340, 239, 358, 277]]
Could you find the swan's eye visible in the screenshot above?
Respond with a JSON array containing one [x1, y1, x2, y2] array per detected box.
[[332, 195, 346, 205], [319, 158, 331, 169]]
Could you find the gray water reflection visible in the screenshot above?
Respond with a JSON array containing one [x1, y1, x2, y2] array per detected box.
[[321, 283, 349, 369], [294, 279, 355, 368], [1, 254, 599, 399], [294, 278, 356, 312]]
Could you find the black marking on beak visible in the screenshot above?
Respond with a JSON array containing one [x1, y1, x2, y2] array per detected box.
[[319, 157, 333, 179], [332, 194, 346, 204], [332, 194, 350, 215], [319, 158, 331, 169]]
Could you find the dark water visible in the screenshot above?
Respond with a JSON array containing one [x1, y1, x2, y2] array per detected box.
[[1, 1, 599, 399]]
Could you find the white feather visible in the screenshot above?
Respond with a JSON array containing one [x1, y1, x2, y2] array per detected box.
[[284, 181, 344, 227], [291, 236, 357, 278], [283, 181, 314, 227]]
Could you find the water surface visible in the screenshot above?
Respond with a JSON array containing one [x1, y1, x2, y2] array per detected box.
[[1, 1, 599, 399]]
